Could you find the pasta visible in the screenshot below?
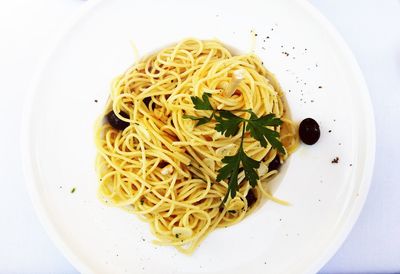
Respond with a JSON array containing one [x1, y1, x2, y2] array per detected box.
[[94, 38, 298, 254]]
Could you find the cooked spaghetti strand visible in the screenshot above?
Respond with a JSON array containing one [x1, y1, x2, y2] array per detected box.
[[95, 39, 298, 254]]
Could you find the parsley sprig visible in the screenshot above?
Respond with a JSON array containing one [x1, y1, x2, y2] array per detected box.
[[183, 93, 285, 204]]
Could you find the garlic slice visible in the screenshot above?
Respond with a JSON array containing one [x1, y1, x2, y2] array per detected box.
[[135, 124, 151, 140], [216, 143, 236, 156], [258, 162, 269, 176], [161, 164, 173, 175]]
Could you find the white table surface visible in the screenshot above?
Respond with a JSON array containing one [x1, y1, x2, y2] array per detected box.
[[1, 0, 399, 273]]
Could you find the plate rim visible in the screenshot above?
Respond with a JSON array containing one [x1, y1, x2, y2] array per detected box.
[[21, 0, 376, 273]]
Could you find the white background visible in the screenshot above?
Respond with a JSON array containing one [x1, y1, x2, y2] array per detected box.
[[0, 0, 399, 273]]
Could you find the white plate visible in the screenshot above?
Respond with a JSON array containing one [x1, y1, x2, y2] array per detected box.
[[22, 0, 375, 273]]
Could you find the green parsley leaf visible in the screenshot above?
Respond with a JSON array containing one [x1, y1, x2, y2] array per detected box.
[[246, 113, 285, 154], [216, 152, 241, 203], [183, 114, 212, 126], [249, 112, 283, 127], [215, 110, 243, 137], [190, 93, 213, 110], [70, 187, 76, 193], [241, 149, 260, 187], [216, 146, 260, 203]]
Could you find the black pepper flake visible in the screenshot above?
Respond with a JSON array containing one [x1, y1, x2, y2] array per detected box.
[[281, 51, 289, 56], [255, 33, 258, 36], [350, 164, 353, 167], [331, 157, 339, 164], [266, 36, 270, 39], [94, 99, 98, 103], [311, 100, 314, 103], [318, 86, 323, 89], [338, 142, 342, 145], [262, 46, 266, 50], [328, 130, 332, 133]]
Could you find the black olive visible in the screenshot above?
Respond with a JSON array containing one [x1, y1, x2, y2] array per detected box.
[[268, 155, 281, 171], [299, 118, 320, 145], [245, 189, 257, 207], [106, 110, 130, 130], [143, 97, 152, 108]]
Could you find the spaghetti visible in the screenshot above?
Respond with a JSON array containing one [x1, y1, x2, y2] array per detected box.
[[95, 38, 298, 254]]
